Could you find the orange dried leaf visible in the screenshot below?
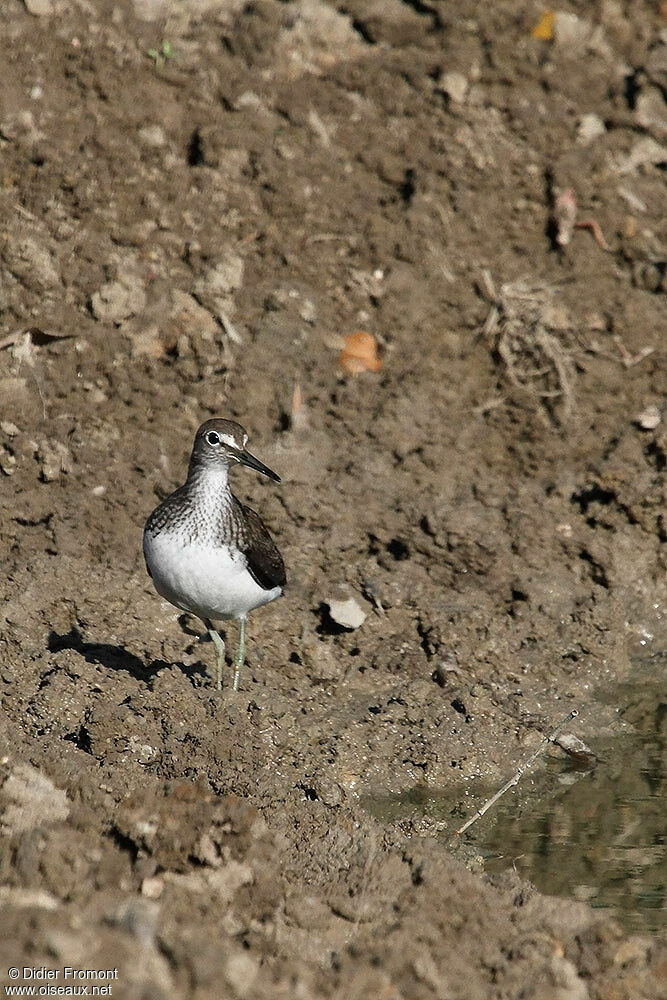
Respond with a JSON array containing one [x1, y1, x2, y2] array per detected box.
[[338, 331, 383, 375], [532, 10, 555, 40]]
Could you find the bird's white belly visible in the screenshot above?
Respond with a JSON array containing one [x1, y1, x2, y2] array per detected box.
[[144, 532, 281, 621]]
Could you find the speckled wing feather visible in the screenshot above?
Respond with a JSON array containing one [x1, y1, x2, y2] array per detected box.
[[238, 503, 286, 592]]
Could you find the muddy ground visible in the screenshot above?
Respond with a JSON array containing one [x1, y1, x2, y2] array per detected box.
[[0, 0, 665, 997]]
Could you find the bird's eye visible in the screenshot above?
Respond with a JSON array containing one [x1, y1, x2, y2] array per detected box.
[[206, 431, 221, 446]]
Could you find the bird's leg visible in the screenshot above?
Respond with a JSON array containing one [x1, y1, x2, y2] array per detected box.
[[233, 616, 247, 692], [204, 618, 226, 690]]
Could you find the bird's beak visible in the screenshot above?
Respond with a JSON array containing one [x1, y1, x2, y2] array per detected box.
[[238, 448, 281, 483]]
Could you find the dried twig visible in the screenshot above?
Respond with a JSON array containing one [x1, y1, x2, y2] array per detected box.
[[574, 218, 611, 252], [450, 709, 579, 841], [613, 335, 655, 368]]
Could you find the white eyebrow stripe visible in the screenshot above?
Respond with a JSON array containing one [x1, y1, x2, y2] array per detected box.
[[219, 433, 239, 448]]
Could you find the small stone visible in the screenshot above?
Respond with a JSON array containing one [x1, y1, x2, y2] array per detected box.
[[301, 640, 342, 681], [24, 0, 54, 15], [439, 71, 468, 104], [577, 113, 606, 145], [554, 11, 590, 50], [141, 876, 164, 899], [553, 733, 597, 766], [634, 404, 661, 430], [326, 593, 367, 630], [299, 298, 317, 324], [0, 447, 16, 476], [0, 886, 58, 910], [138, 124, 166, 147], [635, 88, 667, 133]]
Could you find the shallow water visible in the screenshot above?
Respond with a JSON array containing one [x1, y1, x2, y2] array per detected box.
[[365, 661, 666, 933]]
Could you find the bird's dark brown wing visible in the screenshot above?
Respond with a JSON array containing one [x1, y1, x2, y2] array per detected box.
[[239, 503, 286, 591]]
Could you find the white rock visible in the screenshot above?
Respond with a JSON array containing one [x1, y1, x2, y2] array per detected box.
[[24, 0, 54, 15], [635, 404, 661, 430], [439, 71, 468, 104], [141, 876, 164, 899], [138, 124, 166, 147], [635, 88, 667, 134], [327, 595, 367, 630], [554, 11, 591, 51], [577, 113, 606, 145]]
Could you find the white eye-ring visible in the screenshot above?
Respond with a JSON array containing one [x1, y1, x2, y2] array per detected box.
[[205, 431, 221, 446]]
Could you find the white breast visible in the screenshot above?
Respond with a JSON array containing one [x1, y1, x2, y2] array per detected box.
[[143, 531, 282, 622]]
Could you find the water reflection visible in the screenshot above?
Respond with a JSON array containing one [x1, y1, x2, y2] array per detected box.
[[365, 669, 666, 933], [481, 681, 665, 931]]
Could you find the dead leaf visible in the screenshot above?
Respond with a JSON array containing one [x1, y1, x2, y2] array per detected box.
[[338, 331, 383, 375], [532, 10, 555, 41]]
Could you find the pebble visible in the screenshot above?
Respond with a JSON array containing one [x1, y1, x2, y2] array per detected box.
[[553, 11, 590, 50], [577, 113, 606, 145], [24, 0, 54, 15], [634, 404, 661, 430], [138, 124, 166, 148], [327, 593, 367, 630], [635, 88, 667, 133], [439, 71, 468, 105], [141, 876, 164, 899]]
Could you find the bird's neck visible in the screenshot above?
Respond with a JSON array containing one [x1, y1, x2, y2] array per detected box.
[[186, 465, 233, 506]]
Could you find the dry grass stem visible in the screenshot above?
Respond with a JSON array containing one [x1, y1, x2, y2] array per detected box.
[[451, 709, 580, 841]]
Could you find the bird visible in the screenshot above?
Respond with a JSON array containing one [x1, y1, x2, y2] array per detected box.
[[143, 418, 286, 691]]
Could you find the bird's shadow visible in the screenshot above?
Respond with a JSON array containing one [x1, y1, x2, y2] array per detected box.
[[47, 626, 208, 686]]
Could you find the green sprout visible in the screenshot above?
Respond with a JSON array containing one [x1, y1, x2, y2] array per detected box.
[[146, 40, 174, 68]]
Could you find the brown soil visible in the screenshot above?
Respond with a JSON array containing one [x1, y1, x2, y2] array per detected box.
[[1, 1, 666, 997]]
